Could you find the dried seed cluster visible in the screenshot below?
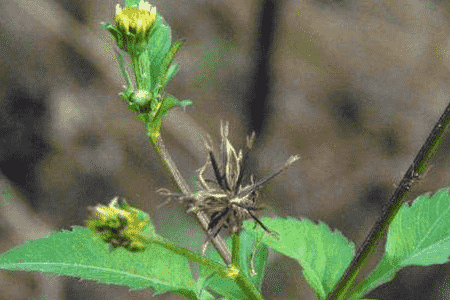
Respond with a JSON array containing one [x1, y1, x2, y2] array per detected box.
[[158, 121, 299, 241]]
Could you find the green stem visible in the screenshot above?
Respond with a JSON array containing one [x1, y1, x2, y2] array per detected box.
[[150, 134, 232, 265], [229, 232, 266, 299], [131, 52, 151, 91], [155, 234, 264, 300], [131, 55, 141, 90], [150, 236, 265, 299], [151, 237, 221, 271], [327, 102, 450, 300], [234, 271, 265, 300], [231, 232, 241, 267]]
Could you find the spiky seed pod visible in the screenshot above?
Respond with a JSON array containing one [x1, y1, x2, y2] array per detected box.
[[158, 121, 299, 247]]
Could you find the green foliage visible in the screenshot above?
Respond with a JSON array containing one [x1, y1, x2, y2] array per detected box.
[[0, 227, 196, 297], [2, 189, 450, 298], [197, 230, 269, 299], [125, 0, 142, 8], [148, 14, 174, 90], [239, 188, 450, 299], [2, 1, 450, 299], [244, 217, 355, 300], [104, 0, 192, 147], [147, 93, 192, 140], [348, 188, 450, 299]]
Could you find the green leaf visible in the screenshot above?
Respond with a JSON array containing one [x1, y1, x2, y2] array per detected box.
[[0, 226, 196, 298], [198, 288, 217, 300], [103, 23, 125, 50], [154, 39, 184, 92], [243, 217, 355, 300], [162, 64, 180, 88], [148, 13, 172, 88], [115, 48, 134, 95], [198, 230, 268, 299], [348, 188, 450, 299], [125, 0, 141, 8]]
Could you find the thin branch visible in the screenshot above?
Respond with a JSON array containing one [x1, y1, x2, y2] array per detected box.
[[157, 135, 232, 265]]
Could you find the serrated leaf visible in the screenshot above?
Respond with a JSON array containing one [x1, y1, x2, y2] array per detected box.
[[243, 217, 355, 300], [349, 188, 450, 299], [0, 226, 196, 298]]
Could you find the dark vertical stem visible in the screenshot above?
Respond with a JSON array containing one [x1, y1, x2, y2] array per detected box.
[[327, 102, 450, 300], [244, 0, 279, 139]]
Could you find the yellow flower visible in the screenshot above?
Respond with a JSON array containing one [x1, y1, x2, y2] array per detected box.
[[114, 1, 157, 37], [226, 265, 240, 279], [86, 197, 151, 252]]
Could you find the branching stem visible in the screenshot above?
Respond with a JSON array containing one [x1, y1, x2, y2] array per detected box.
[[152, 134, 232, 265]]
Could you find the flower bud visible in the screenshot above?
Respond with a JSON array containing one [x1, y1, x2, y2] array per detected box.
[[105, 1, 157, 56]]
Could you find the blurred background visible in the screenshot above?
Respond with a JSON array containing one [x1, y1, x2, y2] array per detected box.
[[1, 0, 450, 299]]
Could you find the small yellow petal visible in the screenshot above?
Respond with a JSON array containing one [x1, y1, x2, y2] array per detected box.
[[121, 16, 130, 32], [139, 0, 151, 12], [115, 4, 122, 15], [227, 265, 240, 278], [150, 6, 157, 18]]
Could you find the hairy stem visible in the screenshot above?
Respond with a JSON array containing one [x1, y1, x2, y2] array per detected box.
[[327, 102, 450, 300]]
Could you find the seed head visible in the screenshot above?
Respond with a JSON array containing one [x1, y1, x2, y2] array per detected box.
[[158, 121, 299, 243]]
